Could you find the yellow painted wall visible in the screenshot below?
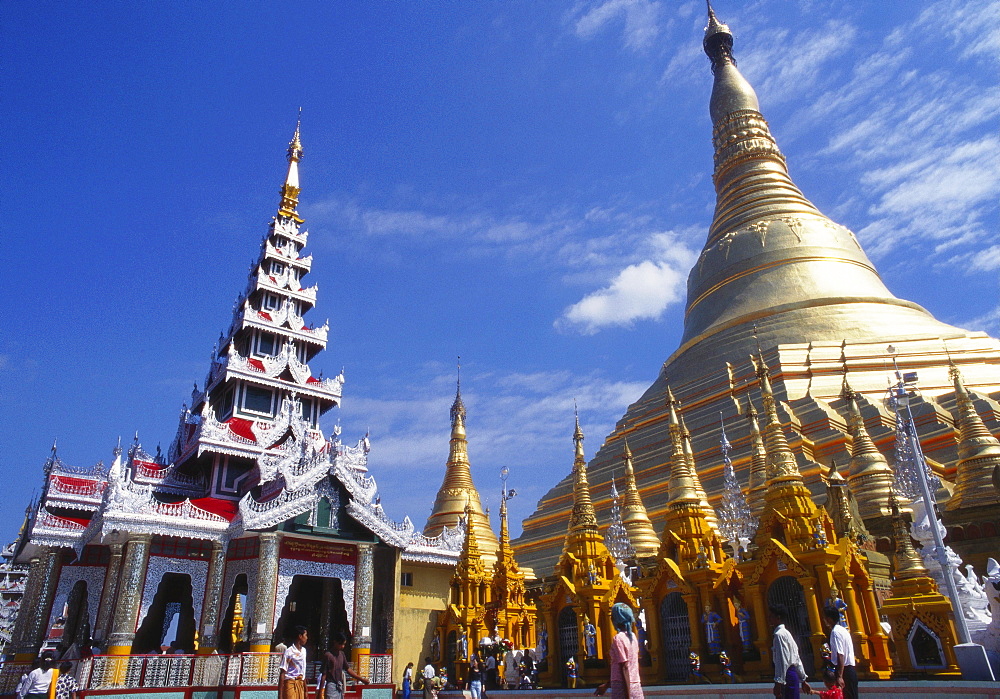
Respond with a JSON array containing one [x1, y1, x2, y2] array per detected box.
[[394, 559, 453, 684]]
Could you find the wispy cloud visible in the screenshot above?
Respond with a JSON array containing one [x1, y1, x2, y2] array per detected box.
[[740, 20, 857, 106], [339, 367, 648, 536], [568, 0, 662, 51], [766, 3, 1000, 264], [963, 304, 1000, 336]]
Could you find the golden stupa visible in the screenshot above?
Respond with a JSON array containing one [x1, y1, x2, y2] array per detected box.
[[425, 375, 499, 560], [514, 1, 1000, 576]]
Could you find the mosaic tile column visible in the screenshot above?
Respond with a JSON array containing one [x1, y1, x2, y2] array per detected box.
[[249, 532, 280, 652], [93, 542, 123, 647], [12, 548, 62, 661], [199, 541, 226, 652], [107, 534, 152, 655], [351, 543, 374, 670]]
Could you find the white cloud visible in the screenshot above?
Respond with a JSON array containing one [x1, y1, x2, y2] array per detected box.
[[570, 0, 662, 51], [557, 232, 697, 335]]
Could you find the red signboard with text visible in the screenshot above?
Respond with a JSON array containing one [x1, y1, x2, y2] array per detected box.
[[280, 537, 357, 566]]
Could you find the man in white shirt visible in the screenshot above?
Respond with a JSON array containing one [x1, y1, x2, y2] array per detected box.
[[422, 656, 436, 699], [769, 604, 809, 699], [278, 626, 308, 699], [823, 606, 858, 699]]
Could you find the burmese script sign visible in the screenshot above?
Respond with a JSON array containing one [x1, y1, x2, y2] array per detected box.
[[281, 537, 357, 565]]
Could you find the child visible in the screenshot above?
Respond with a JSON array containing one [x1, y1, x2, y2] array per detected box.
[[805, 670, 843, 699]]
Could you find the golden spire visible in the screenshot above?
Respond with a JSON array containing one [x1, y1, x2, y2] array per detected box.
[[680, 414, 720, 529], [842, 378, 895, 519], [569, 408, 599, 534], [278, 111, 304, 221], [743, 395, 767, 517], [456, 503, 485, 577], [666, 388, 699, 504], [619, 439, 660, 557], [824, 459, 868, 542], [425, 366, 499, 557], [889, 492, 929, 580], [946, 363, 1000, 510], [231, 594, 246, 647], [753, 352, 802, 484], [679, 2, 949, 351]]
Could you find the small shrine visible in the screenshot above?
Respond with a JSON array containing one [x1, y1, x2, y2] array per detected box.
[[535, 415, 639, 687]]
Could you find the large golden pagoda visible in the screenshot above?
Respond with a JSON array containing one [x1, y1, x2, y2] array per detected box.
[[514, 0, 1000, 578]]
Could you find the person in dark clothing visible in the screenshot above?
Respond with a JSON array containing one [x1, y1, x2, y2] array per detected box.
[[316, 631, 370, 699]]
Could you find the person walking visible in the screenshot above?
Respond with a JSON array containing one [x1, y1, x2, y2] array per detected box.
[[421, 657, 436, 699], [401, 661, 414, 699], [278, 626, 308, 699], [466, 655, 483, 699], [19, 652, 55, 699], [822, 606, 857, 699], [769, 604, 810, 699], [317, 631, 370, 699], [594, 602, 644, 699]]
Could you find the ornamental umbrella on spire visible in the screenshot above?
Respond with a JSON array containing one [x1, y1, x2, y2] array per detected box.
[[604, 476, 636, 571], [716, 413, 756, 559]]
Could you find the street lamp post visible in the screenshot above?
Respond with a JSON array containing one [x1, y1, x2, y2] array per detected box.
[[886, 347, 994, 680], [887, 356, 970, 644]]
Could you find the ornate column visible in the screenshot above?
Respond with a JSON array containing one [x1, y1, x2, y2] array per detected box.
[[198, 541, 226, 653], [747, 583, 770, 665], [94, 543, 123, 647], [352, 543, 375, 667], [640, 595, 661, 681], [249, 532, 280, 652], [319, 578, 335, 652], [107, 534, 152, 655], [800, 577, 825, 664], [12, 549, 63, 661]]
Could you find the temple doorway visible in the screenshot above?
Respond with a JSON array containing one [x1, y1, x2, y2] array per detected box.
[[659, 592, 690, 681], [54, 579, 91, 658], [132, 573, 195, 654], [767, 576, 814, 674], [273, 575, 349, 655], [219, 574, 248, 653], [557, 606, 578, 669]]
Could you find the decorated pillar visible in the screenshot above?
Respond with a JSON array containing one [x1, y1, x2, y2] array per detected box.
[[198, 541, 226, 653], [640, 595, 661, 680], [352, 542, 375, 666], [107, 535, 151, 655], [747, 583, 769, 664], [319, 578, 335, 652], [93, 543, 123, 647], [249, 532, 280, 652], [800, 577, 824, 663], [12, 549, 63, 661]]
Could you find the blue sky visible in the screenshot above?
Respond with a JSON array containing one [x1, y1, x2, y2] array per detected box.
[[1, 0, 997, 544]]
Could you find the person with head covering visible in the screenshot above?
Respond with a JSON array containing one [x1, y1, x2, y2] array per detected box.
[[594, 603, 644, 698]]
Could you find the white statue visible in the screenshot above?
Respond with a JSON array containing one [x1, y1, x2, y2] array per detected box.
[[910, 498, 990, 623], [973, 558, 1000, 674]]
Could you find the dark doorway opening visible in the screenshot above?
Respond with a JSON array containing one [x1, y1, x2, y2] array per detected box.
[[659, 592, 691, 681], [132, 573, 195, 654]]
